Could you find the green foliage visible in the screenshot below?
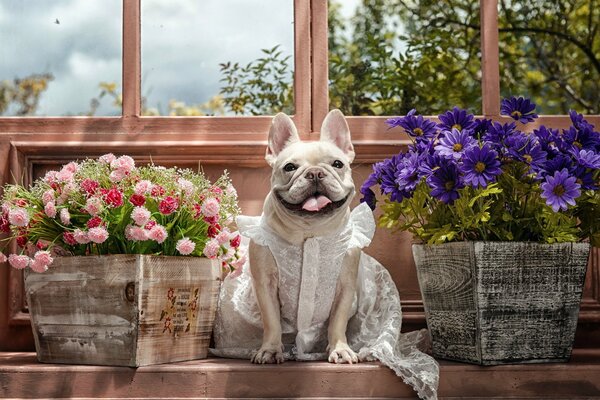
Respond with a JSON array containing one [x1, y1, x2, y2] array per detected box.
[[219, 45, 294, 115], [378, 166, 600, 246], [0, 73, 53, 116]]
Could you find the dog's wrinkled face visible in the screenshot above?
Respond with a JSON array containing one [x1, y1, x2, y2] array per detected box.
[[266, 110, 355, 219]]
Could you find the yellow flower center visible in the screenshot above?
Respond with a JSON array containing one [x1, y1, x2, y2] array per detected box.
[[452, 124, 462, 130], [413, 127, 424, 136], [511, 110, 522, 119], [553, 184, 565, 196], [574, 141, 583, 149], [453, 143, 463, 152], [523, 154, 532, 163], [475, 162, 486, 173], [445, 180, 455, 191]]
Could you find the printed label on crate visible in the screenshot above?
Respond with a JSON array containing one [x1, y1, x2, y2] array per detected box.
[[159, 287, 200, 337]]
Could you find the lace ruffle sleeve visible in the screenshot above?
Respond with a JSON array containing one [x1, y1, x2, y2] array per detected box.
[[348, 202, 376, 249], [236, 215, 269, 247]]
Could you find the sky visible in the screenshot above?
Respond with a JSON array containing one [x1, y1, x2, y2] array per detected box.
[[0, 0, 295, 116]]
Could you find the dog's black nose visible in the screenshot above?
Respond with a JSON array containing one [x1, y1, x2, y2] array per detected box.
[[305, 169, 326, 181]]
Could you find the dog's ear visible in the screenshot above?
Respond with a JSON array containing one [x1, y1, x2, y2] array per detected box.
[[266, 113, 300, 166], [320, 109, 354, 162]]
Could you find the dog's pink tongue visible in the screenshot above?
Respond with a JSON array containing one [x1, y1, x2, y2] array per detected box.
[[302, 195, 332, 212]]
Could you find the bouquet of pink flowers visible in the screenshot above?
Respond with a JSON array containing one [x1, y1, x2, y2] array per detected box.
[[0, 154, 246, 276]]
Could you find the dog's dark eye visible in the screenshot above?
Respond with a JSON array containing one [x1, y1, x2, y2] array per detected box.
[[283, 163, 297, 172], [332, 160, 344, 169]]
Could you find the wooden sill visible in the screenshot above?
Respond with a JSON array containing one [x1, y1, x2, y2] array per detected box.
[[1, 350, 599, 399]]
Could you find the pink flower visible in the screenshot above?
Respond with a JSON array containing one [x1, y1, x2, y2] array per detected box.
[[88, 227, 109, 244], [151, 185, 165, 197], [84, 197, 103, 216], [63, 162, 79, 173], [203, 239, 220, 259], [99, 153, 116, 164], [231, 252, 248, 270], [0, 215, 9, 233], [29, 260, 49, 273], [42, 189, 55, 205], [73, 229, 90, 244], [44, 201, 57, 218], [56, 169, 74, 183], [210, 186, 223, 196], [159, 196, 179, 215], [60, 208, 71, 225], [216, 228, 232, 245], [148, 224, 168, 244], [87, 216, 103, 229], [109, 169, 126, 183], [207, 223, 221, 238], [43, 170, 58, 184], [8, 254, 30, 269], [80, 179, 99, 196], [111, 155, 135, 173], [226, 184, 238, 198], [129, 194, 146, 206], [201, 198, 220, 218], [230, 234, 241, 248], [104, 188, 124, 208], [63, 232, 77, 246], [176, 238, 196, 255], [33, 250, 53, 267], [135, 180, 153, 195], [178, 178, 194, 196], [131, 206, 151, 226], [144, 220, 157, 230], [0, 253, 7, 263], [125, 225, 149, 242], [8, 208, 30, 227]]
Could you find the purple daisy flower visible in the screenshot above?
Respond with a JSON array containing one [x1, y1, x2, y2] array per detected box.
[[396, 152, 421, 193], [540, 168, 581, 212], [434, 128, 477, 160], [562, 125, 600, 152], [379, 154, 406, 202], [533, 126, 561, 156], [461, 145, 502, 188], [473, 118, 492, 140], [426, 160, 464, 204], [573, 148, 600, 169], [359, 187, 377, 210], [437, 106, 477, 132], [573, 167, 597, 190], [500, 96, 538, 123], [541, 154, 575, 178], [569, 110, 596, 132], [483, 121, 517, 150], [505, 133, 547, 169], [386, 109, 438, 142]]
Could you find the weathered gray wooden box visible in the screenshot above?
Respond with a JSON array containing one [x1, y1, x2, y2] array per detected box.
[[412, 242, 589, 365], [24, 254, 221, 367]]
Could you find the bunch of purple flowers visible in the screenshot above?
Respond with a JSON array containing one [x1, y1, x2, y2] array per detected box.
[[361, 97, 600, 245]]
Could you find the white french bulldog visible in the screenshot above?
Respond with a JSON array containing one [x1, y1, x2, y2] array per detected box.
[[211, 110, 439, 398], [250, 109, 360, 364]]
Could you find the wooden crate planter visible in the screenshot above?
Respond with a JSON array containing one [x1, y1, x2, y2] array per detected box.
[[412, 242, 589, 365], [24, 254, 221, 367]]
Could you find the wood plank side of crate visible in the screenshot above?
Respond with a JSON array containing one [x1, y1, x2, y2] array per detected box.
[[25, 255, 139, 366], [134, 256, 220, 366]]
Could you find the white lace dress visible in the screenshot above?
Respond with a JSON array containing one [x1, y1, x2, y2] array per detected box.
[[211, 203, 439, 399]]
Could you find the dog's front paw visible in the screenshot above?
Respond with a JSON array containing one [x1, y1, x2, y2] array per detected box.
[[251, 344, 284, 364], [327, 342, 359, 364]]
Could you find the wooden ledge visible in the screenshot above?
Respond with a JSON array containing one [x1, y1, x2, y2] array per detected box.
[[1, 350, 600, 399]]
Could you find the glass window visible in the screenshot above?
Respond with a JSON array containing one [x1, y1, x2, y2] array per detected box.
[[141, 0, 295, 116], [328, 0, 482, 116], [498, 0, 600, 114], [0, 0, 122, 116]]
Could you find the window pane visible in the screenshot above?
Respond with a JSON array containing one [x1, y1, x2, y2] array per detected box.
[[0, 0, 122, 116], [328, 0, 482, 116], [141, 0, 294, 116], [499, 1, 599, 114]]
